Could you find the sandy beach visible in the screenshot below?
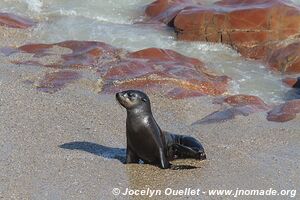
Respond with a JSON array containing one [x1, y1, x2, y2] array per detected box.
[[1, 0, 300, 198], [0, 30, 299, 199]]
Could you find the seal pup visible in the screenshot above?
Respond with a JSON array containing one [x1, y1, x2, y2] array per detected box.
[[116, 90, 206, 169]]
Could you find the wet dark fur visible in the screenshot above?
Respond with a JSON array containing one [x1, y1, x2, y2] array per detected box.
[[116, 90, 206, 169]]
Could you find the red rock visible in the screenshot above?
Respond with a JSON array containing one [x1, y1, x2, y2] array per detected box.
[[282, 77, 298, 87], [193, 106, 255, 125], [0, 12, 35, 29], [4, 41, 229, 98], [18, 43, 53, 54], [146, 0, 176, 18], [145, 0, 199, 24], [13, 40, 118, 68], [266, 42, 300, 73], [194, 95, 269, 124], [128, 47, 201, 64], [174, 0, 300, 59], [37, 71, 81, 93], [224, 95, 270, 109], [58, 41, 116, 68], [166, 88, 204, 99], [12, 60, 44, 67], [101, 48, 229, 98], [146, 0, 300, 63], [267, 99, 300, 122]]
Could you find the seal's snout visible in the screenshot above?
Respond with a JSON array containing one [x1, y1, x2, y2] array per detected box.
[[199, 152, 206, 160], [116, 91, 130, 109], [116, 92, 121, 100], [116, 92, 125, 101]]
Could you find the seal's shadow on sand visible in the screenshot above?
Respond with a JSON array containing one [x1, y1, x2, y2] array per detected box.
[[59, 141, 199, 170], [59, 141, 126, 163]]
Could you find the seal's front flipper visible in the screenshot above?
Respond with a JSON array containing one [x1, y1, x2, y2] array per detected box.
[[158, 148, 170, 169], [126, 147, 139, 164]]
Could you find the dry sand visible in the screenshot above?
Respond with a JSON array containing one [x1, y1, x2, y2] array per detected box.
[[0, 27, 299, 200]]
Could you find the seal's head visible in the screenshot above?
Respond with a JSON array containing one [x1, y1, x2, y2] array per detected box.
[[116, 90, 150, 110]]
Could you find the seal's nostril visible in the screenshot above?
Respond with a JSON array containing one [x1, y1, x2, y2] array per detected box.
[[199, 152, 206, 160]]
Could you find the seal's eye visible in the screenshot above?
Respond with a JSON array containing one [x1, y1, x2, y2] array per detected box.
[[142, 98, 147, 102], [128, 92, 136, 98]]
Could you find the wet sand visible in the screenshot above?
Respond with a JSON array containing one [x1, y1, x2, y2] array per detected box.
[[0, 27, 299, 200]]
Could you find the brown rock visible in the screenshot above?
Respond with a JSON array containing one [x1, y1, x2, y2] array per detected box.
[[224, 95, 270, 109], [267, 99, 300, 122], [4, 41, 229, 98], [0, 12, 36, 29], [146, 0, 300, 63], [145, 0, 199, 25], [282, 77, 298, 87], [174, 0, 300, 59], [193, 106, 255, 125], [166, 88, 204, 99], [101, 48, 229, 98], [145, 0, 175, 18], [193, 95, 269, 124], [37, 71, 81, 93], [266, 42, 300, 73], [11, 40, 118, 68]]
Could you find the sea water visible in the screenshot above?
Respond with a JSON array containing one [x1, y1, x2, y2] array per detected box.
[[1, 0, 300, 103]]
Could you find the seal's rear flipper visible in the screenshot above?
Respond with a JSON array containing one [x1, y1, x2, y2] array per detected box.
[[172, 144, 206, 160]]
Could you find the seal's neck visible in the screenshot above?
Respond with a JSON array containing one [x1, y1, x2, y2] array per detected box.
[[126, 105, 152, 117]]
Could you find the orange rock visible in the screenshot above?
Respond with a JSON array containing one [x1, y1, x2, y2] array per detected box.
[[145, 0, 199, 25], [145, 0, 174, 17], [19, 43, 53, 54], [267, 99, 300, 122], [0, 12, 35, 29], [146, 0, 300, 65], [193, 106, 254, 125], [4, 41, 229, 98], [16, 41, 118, 68], [37, 71, 81, 93], [101, 48, 229, 98], [224, 95, 270, 109], [266, 42, 300, 73], [194, 94, 269, 124], [166, 88, 204, 99], [174, 0, 300, 59], [282, 77, 298, 87]]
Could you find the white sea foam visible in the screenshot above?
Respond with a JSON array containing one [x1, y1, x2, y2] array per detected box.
[[1, 0, 299, 103], [24, 0, 43, 12]]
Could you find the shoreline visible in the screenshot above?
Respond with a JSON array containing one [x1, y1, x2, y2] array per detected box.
[[0, 55, 299, 199], [0, 2, 300, 198]]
